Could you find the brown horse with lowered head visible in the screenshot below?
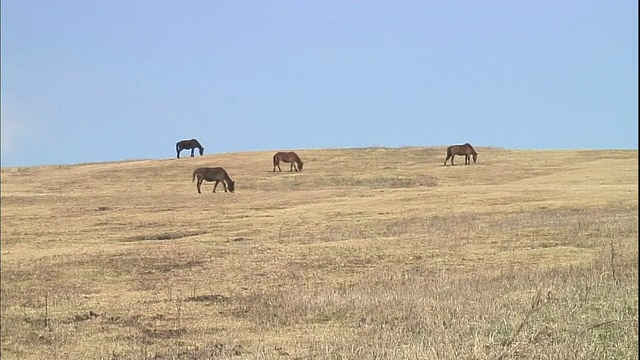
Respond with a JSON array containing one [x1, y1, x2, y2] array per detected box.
[[273, 151, 304, 172], [192, 167, 235, 194], [444, 143, 478, 166], [176, 139, 204, 158]]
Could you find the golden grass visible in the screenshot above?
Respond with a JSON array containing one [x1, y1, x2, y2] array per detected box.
[[1, 146, 637, 359]]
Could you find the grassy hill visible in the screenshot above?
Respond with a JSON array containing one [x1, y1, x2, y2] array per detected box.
[[1, 147, 638, 359]]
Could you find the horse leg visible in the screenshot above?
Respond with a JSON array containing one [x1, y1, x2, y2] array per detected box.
[[274, 159, 281, 172], [213, 181, 219, 193], [444, 155, 450, 166], [451, 155, 455, 166], [190, 149, 195, 157], [196, 178, 203, 194], [177, 149, 181, 159], [221, 181, 228, 193]]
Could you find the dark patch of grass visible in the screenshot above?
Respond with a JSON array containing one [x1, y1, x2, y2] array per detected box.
[[185, 294, 229, 303], [123, 231, 207, 242], [141, 327, 186, 340]]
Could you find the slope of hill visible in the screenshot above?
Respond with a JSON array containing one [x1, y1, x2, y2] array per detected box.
[[1, 147, 637, 359]]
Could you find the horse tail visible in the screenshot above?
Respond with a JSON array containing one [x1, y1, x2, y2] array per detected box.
[[273, 153, 278, 166], [192, 169, 198, 183]]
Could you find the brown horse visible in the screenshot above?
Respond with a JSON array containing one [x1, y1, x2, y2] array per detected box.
[[176, 139, 204, 158], [444, 143, 478, 166], [273, 151, 304, 172], [192, 167, 235, 194]]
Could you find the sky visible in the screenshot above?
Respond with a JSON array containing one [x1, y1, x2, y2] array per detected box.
[[1, 1, 638, 167]]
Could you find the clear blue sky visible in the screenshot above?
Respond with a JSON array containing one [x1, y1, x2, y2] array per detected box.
[[1, 1, 637, 167]]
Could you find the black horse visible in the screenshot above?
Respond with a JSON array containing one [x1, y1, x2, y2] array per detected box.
[[273, 152, 304, 172], [444, 143, 478, 166], [176, 139, 204, 158], [192, 167, 235, 194]]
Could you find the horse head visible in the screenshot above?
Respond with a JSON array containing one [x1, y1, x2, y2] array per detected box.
[[472, 153, 478, 163], [228, 180, 235, 193]]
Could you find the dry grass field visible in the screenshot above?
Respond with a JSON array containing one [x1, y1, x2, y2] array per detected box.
[[1, 146, 638, 360]]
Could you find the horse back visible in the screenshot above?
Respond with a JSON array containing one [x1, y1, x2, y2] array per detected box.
[[178, 139, 202, 149], [274, 151, 299, 162], [208, 167, 230, 181], [448, 144, 476, 155], [193, 167, 225, 181]]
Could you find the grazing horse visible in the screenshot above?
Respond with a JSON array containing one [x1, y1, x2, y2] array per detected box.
[[192, 167, 235, 194], [176, 139, 204, 158], [444, 143, 478, 166], [273, 151, 304, 172]]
